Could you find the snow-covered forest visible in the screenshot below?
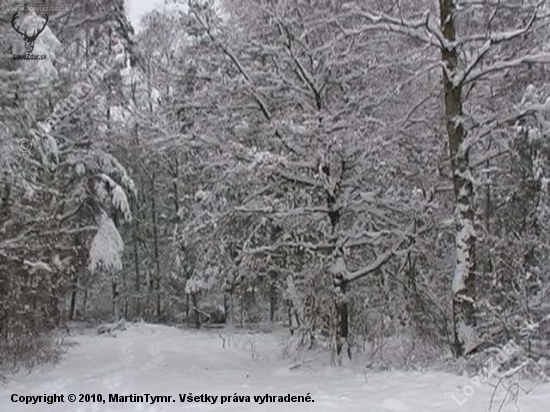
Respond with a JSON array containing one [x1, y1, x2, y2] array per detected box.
[[1, 0, 550, 410]]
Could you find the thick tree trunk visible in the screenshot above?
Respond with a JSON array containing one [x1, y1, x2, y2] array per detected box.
[[440, 0, 477, 357], [333, 274, 350, 364], [323, 160, 350, 363]]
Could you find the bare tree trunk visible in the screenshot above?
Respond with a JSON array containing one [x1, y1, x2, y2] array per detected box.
[[81, 288, 88, 320], [224, 288, 234, 326], [132, 124, 141, 320], [440, 0, 477, 357], [240, 293, 244, 327], [132, 211, 140, 319], [112, 281, 119, 321], [106, 26, 112, 128], [186, 294, 190, 328], [68, 274, 77, 321], [192, 293, 200, 329], [170, 156, 180, 220], [287, 302, 294, 335], [323, 159, 350, 364], [150, 173, 161, 319], [333, 273, 350, 364], [269, 272, 277, 322]]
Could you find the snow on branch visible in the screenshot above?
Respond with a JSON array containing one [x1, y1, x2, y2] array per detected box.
[[337, 7, 448, 50], [190, 6, 304, 157], [89, 212, 124, 274], [0, 226, 98, 251], [94, 174, 132, 222], [345, 248, 395, 283], [276, 170, 318, 187], [243, 241, 334, 255], [235, 206, 330, 216], [456, 11, 537, 46], [471, 95, 550, 142], [23, 259, 52, 273], [112, 185, 132, 222], [464, 53, 550, 85], [453, 40, 492, 86], [344, 221, 433, 283], [455, 0, 546, 13]]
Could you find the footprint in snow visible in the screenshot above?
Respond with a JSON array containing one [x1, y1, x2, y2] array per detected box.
[[134, 405, 157, 412], [75, 403, 101, 412], [122, 348, 135, 368], [103, 374, 123, 390], [137, 341, 164, 374], [380, 399, 410, 411], [39, 378, 66, 394]]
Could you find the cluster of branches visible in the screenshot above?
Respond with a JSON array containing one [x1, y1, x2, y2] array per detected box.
[[154, 0, 550, 367], [2, 0, 550, 375], [0, 0, 135, 373]]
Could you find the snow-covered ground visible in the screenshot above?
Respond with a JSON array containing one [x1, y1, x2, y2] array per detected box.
[[1, 323, 548, 411]]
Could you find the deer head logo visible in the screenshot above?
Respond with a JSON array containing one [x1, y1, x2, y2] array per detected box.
[[11, 12, 49, 54]]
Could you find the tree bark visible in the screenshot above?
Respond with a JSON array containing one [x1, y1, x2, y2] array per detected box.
[[440, 0, 477, 357], [150, 173, 161, 319], [68, 273, 77, 321], [333, 272, 350, 364], [192, 293, 200, 329], [269, 272, 277, 322], [132, 124, 141, 320], [112, 281, 119, 321], [132, 211, 141, 319], [82, 288, 88, 320]]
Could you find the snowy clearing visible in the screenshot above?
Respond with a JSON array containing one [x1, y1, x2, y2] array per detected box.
[[1, 323, 549, 412]]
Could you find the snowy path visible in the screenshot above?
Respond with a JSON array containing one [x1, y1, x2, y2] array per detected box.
[[1, 323, 548, 411]]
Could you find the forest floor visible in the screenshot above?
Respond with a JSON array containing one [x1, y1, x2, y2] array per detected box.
[[0, 322, 549, 411]]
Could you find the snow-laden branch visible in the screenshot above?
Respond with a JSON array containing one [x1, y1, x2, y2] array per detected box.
[[0, 226, 98, 250], [455, 0, 545, 12], [336, 8, 448, 50], [453, 40, 492, 86], [276, 170, 318, 187], [89, 212, 124, 273], [464, 53, 550, 85], [452, 11, 539, 85], [235, 206, 330, 216], [265, 6, 323, 109], [345, 248, 396, 283], [344, 220, 438, 283], [455, 11, 537, 46], [190, 7, 304, 157], [243, 241, 334, 255], [23, 259, 52, 273], [470, 97, 550, 143]]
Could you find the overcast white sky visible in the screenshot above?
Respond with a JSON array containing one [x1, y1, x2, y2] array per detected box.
[[126, 0, 219, 31], [126, 0, 165, 32]]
